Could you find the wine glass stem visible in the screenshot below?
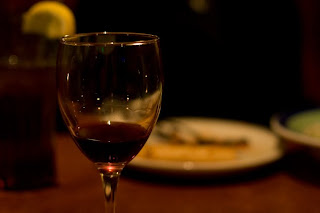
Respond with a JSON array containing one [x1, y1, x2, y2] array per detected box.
[[98, 165, 123, 213]]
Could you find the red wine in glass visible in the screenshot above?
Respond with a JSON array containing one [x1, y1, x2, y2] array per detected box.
[[73, 121, 151, 163]]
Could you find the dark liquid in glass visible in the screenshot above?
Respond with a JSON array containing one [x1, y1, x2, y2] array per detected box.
[[72, 122, 150, 163]]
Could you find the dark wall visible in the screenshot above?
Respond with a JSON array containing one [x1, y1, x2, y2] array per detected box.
[[74, 0, 306, 125]]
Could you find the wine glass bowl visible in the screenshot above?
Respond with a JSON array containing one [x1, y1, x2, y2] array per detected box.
[[57, 32, 162, 212]]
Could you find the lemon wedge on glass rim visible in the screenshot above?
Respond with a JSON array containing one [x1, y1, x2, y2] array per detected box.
[[22, 1, 76, 39]]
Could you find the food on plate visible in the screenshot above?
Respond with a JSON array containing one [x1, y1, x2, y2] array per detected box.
[[137, 119, 249, 161], [138, 143, 243, 161], [302, 123, 320, 138], [286, 109, 320, 138]]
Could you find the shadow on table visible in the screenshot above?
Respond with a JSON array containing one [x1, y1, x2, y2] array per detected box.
[[282, 147, 320, 187], [123, 147, 320, 187], [122, 161, 283, 186]]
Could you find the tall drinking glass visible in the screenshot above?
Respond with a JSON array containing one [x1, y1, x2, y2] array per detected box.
[[57, 32, 162, 213]]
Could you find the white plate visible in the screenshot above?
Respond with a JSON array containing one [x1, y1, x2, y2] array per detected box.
[[270, 108, 320, 148], [128, 117, 283, 177]]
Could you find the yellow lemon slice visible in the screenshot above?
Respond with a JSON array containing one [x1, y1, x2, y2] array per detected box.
[[22, 1, 76, 39]]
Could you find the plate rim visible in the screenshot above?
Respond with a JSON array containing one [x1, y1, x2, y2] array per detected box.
[[128, 117, 283, 176], [270, 108, 320, 148]]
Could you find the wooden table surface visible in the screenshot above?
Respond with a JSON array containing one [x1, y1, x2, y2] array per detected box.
[[1, 132, 320, 213]]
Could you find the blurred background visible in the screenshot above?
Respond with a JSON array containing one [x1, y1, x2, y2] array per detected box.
[[74, 0, 319, 126], [1, 0, 320, 128]]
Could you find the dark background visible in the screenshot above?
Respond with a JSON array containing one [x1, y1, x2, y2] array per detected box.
[[70, 0, 316, 126]]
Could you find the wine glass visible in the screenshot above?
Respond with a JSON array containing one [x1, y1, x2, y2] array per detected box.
[[56, 32, 163, 213]]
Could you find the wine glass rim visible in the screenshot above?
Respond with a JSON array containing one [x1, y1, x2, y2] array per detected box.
[[61, 32, 160, 46]]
